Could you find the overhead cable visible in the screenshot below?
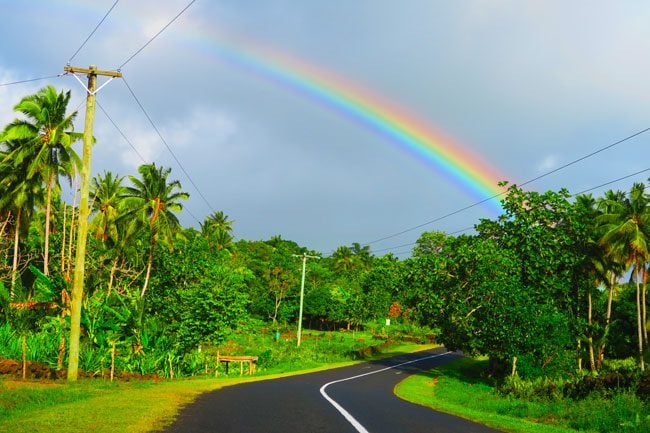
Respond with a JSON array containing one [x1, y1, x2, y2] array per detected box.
[[96, 101, 147, 163], [372, 226, 475, 254], [363, 126, 650, 246], [0, 74, 64, 87], [121, 76, 215, 217], [572, 167, 650, 196], [379, 170, 650, 256], [117, 0, 197, 70], [68, 0, 120, 64], [519, 127, 650, 188], [96, 100, 202, 226]]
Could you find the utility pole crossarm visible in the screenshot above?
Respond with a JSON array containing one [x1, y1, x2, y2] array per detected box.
[[64, 66, 123, 78]]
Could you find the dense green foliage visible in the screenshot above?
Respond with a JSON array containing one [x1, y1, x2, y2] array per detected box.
[[2, 86, 650, 431], [396, 358, 649, 433]]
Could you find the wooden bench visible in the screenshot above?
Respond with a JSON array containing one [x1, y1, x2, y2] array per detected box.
[[216, 351, 258, 376]]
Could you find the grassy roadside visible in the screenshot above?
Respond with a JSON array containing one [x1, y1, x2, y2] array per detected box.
[[0, 341, 437, 433], [394, 357, 648, 433]]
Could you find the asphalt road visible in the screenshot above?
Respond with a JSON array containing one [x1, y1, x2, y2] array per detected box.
[[161, 348, 502, 433]]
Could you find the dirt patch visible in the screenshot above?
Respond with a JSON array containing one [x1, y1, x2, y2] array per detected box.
[[0, 357, 56, 379]]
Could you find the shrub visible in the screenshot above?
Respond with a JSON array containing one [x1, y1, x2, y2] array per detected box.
[[498, 374, 563, 401]]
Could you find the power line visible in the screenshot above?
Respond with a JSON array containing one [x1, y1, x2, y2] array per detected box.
[[363, 126, 650, 246], [68, 0, 120, 64], [372, 226, 475, 254], [385, 249, 413, 257], [96, 101, 147, 163], [121, 76, 215, 218], [572, 167, 650, 196], [180, 203, 202, 226], [96, 100, 202, 226], [0, 74, 64, 87], [520, 127, 650, 188], [365, 195, 500, 245], [373, 241, 418, 254], [376, 170, 650, 255], [117, 0, 197, 70]]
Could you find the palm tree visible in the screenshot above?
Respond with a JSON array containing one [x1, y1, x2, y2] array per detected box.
[[90, 171, 125, 243], [577, 193, 627, 370], [599, 183, 650, 370], [0, 85, 82, 276], [201, 210, 234, 251], [89, 171, 130, 296], [591, 191, 626, 368], [201, 210, 233, 234], [0, 140, 44, 296], [351, 242, 373, 269], [331, 246, 360, 273], [122, 164, 189, 299]]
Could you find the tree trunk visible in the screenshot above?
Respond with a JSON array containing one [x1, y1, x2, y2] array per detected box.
[[0, 211, 10, 239], [511, 356, 518, 376], [140, 236, 156, 299], [636, 263, 645, 371], [577, 339, 583, 373], [110, 341, 116, 381], [57, 326, 66, 371], [168, 352, 174, 380], [271, 297, 280, 325], [11, 208, 22, 299], [57, 287, 69, 371], [22, 334, 27, 380], [597, 272, 616, 369], [108, 256, 119, 296], [43, 174, 53, 276], [588, 286, 596, 372], [61, 202, 67, 274], [643, 266, 648, 346]]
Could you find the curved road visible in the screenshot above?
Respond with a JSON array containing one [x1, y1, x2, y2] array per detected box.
[[161, 348, 501, 433]]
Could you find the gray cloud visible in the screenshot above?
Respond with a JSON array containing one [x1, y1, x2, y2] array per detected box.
[[2, 0, 649, 256]]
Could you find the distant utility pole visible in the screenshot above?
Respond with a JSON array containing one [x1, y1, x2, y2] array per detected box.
[[293, 253, 320, 347], [64, 65, 122, 381]]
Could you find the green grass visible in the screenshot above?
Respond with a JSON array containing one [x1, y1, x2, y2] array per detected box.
[[0, 335, 437, 433], [394, 357, 650, 433]]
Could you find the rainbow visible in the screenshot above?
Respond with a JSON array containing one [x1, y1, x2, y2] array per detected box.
[[185, 28, 507, 213], [31, 0, 508, 212]]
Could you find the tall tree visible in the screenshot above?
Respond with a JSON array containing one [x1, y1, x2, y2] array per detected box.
[[599, 182, 650, 371], [0, 140, 43, 295], [331, 246, 360, 273], [588, 191, 626, 368], [201, 210, 234, 251], [90, 171, 125, 243], [201, 210, 233, 234], [123, 164, 189, 299], [412, 231, 447, 258], [0, 86, 82, 276]]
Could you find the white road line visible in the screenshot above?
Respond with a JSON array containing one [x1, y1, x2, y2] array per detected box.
[[319, 351, 452, 433]]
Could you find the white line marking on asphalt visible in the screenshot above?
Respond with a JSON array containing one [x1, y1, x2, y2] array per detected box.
[[319, 351, 452, 433]]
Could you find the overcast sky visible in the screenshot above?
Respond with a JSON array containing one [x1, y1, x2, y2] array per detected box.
[[1, 1, 649, 257]]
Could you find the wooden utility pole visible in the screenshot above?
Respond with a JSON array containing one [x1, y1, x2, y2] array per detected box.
[[293, 253, 320, 347], [64, 65, 122, 381]]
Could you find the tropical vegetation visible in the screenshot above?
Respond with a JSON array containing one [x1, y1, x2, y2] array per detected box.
[[1, 86, 650, 432]]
